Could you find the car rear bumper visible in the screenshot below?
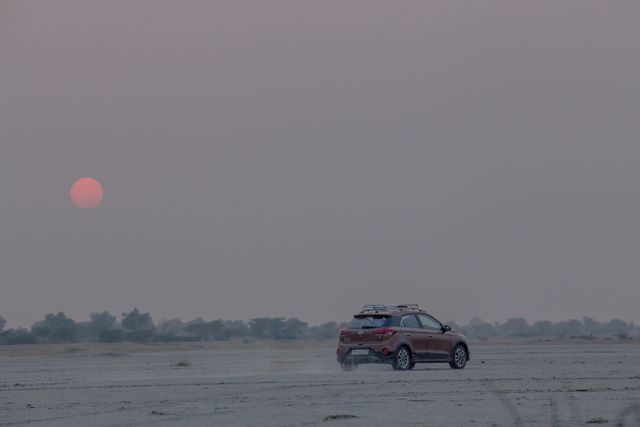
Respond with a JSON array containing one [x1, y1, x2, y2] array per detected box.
[[336, 346, 395, 364]]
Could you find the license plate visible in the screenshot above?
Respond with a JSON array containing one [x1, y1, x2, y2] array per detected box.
[[351, 349, 370, 356]]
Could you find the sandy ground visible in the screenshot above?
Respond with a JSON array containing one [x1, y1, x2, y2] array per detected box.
[[1, 342, 640, 426]]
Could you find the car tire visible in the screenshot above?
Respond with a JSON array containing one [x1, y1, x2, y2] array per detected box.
[[340, 361, 358, 372], [392, 346, 412, 371], [449, 344, 467, 369], [409, 361, 416, 370]]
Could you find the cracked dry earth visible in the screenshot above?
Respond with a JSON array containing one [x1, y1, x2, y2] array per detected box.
[[1, 344, 639, 426]]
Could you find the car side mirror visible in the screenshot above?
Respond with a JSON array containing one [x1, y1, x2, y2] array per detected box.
[[443, 324, 451, 332]]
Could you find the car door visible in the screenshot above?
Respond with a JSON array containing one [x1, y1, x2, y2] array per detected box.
[[400, 314, 428, 356], [417, 314, 451, 359]]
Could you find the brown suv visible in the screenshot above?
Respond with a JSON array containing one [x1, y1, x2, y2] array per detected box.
[[336, 304, 469, 371]]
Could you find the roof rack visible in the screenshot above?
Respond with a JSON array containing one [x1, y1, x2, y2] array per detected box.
[[396, 304, 420, 311], [360, 304, 422, 313], [361, 304, 388, 312]]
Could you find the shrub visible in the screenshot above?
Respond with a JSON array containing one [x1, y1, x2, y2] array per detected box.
[[31, 313, 79, 343]]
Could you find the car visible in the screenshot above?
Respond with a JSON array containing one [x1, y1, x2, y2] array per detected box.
[[336, 304, 469, 371]]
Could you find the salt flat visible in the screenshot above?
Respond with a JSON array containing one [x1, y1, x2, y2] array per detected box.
[[1, 343, 639, 426]]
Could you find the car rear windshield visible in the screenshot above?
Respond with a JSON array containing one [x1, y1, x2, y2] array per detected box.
[[348, 315, 392, 329]]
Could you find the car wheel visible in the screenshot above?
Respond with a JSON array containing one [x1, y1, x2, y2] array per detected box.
[[409, 361, 416, 370], [449, 344, 467, 369], [392, 346, 412, 371], [340, 361, 357, 372]]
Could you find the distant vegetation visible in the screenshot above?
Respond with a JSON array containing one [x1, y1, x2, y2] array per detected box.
[[0, 310, 344, 345], [0, 311, 636, 345], [451, 316, 637, 341]]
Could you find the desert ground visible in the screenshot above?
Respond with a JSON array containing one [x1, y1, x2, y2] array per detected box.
[[1, 341, 639, 426]]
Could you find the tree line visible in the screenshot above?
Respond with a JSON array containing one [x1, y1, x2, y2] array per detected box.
[[0, 310, 636, 345], [450, 316, 637, 340], [0, 309, 344, 345]]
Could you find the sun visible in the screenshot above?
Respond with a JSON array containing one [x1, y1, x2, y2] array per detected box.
[[70, 178, 104, 209]]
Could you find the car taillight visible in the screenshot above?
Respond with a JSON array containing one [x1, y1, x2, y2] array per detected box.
[[373, 327, 396, 337]]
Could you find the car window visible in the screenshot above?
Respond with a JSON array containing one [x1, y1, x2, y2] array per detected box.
[[348, 316, 391, 329], [400, 315, 420, 328], [418, 314, 442, 331]]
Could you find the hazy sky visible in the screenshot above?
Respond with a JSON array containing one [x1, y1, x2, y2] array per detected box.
[[1, 1, 639, 327]]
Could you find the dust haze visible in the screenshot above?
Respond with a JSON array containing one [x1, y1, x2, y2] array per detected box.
[[2, 2, 640, 427], [1, 1, 640, 329]]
